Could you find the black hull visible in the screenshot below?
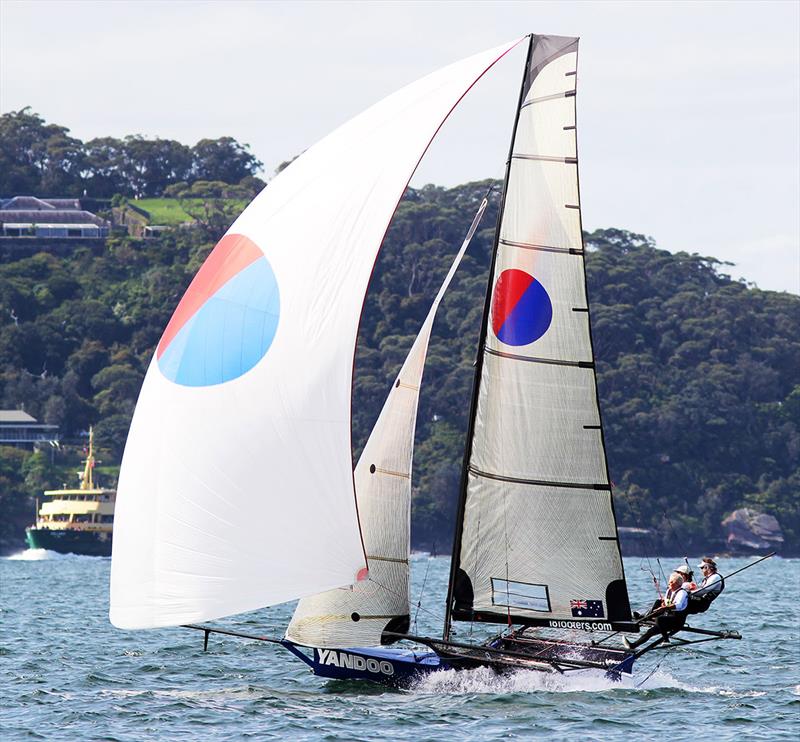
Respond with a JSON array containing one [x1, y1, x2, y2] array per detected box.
[[25, 528, 112, 557]]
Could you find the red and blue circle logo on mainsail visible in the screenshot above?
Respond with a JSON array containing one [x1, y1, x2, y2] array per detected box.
[[157, 234, 280, 387], [491, 269, 552, 346]]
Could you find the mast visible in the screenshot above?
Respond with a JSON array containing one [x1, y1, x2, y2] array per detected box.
[[445, 35, 635, 637], [81, 426, 95, 490], [444, 35, 535, 640]]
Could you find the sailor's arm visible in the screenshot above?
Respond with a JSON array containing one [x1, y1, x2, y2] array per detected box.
[[691, 572, 722, 597]]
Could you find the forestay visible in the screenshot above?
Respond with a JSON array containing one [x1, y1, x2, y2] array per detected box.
[[449, 36, 634, 632], [287, 200, 488, 648], [110, 38, 526, 630]]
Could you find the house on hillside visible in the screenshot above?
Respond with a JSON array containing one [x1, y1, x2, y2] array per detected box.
[[0, 410, 59, 449], [0, 196, 110, 238]]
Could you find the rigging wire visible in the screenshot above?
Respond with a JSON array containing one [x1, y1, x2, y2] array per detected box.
[[503, 489, 512, 630], [657, 502, 689, 565], [467, 506, 483, 642], [609, 482, 666, 603], [365, 575, 444, 626], [412, 546, 436, 635], [449, 187, 498, 644], [635, 656, 667, 688]]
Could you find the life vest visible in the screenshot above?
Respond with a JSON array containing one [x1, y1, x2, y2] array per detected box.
[[665, 586, 689, 613], [686, 573, 725, 614]]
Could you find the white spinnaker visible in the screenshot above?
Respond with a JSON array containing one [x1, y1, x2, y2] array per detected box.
[[110, 39, 524, 630], [455, 37, 631, 625], [286, 200, 488, 648]]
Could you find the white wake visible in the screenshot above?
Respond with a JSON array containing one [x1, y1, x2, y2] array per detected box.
[[4, 548, 106, 561]]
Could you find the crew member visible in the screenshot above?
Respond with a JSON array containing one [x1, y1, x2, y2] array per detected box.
[[675, 564, 695, 590], [686, 557, 723, 613], [638, 564, 694, 618], [624, 572, 688, 650]]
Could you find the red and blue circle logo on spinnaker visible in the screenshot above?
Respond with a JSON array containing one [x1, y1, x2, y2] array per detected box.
[[491, 269, 552, 346], [156, 233, 280, 386]]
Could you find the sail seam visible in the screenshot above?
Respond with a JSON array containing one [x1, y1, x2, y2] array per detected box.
[[485, 347, 593, 368], [499, 238, 583, 255], [469, 466, 612, 491]]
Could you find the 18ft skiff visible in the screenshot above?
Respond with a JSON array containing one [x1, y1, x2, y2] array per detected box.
[[110, 34, 740, 687]]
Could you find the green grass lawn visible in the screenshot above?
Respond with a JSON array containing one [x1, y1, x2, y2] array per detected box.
[[132, 198, 249, 226], [133, 199, 196, 226]]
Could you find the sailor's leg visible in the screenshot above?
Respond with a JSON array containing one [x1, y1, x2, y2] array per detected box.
[[657, 613, 686, 642], [623, 624, 660, 650]]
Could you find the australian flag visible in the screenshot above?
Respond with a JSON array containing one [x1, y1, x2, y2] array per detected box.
[[570, 599, 604, 618]]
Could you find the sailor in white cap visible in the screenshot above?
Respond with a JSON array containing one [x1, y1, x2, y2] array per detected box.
[[675, 564, 695, 589], [692, 557, 723, 599]]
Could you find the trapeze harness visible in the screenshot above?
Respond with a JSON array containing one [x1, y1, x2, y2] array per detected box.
[[686, 573, 725, 615]]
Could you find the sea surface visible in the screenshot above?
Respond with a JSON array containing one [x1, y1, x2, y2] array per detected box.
[[1, 552, 798, 740]]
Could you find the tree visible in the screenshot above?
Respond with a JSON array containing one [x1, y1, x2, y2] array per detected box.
[[83, 137, 132, 197], [163, 180, 251, 239], [118, 136, 193, 197], [191, 136, 262, 183], [0, 108, 85, 196]]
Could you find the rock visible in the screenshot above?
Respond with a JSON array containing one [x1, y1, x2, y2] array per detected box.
[[722, 508, 784, 552]]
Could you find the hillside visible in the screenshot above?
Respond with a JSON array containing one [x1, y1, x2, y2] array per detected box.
[[0, 181, 797, 555]]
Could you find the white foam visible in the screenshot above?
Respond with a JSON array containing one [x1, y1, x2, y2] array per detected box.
[[652, 672, 768, 698], [5, 548, 60, 561], [4, 548, 106, 561], [407, 661, 731, 695], [410, 666, 636, 694]]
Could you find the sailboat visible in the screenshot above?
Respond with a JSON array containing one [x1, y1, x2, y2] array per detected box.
[[110, 34, 740, 687]]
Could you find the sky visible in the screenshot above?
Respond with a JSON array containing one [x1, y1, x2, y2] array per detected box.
[[1, 0, 798, 293]]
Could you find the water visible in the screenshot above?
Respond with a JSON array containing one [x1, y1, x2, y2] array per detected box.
[[2, 552, 798, 740]]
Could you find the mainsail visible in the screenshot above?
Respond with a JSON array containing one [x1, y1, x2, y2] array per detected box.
[[287, 200, 488, 648], [110, 38, 526, 630], [446, 35, 634, 633]]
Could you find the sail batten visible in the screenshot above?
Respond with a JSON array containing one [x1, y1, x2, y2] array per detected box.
[[446, 34, 632, 634]]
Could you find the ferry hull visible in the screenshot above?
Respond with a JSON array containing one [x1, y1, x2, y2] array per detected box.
[[25, 528, 112, 557]]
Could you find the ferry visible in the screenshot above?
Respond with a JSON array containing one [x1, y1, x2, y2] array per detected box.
[[25, 428, 115, 556]]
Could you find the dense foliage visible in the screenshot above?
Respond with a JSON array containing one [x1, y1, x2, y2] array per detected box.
[[0, 109, 263, 198], [0, 181, 797, 556]]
